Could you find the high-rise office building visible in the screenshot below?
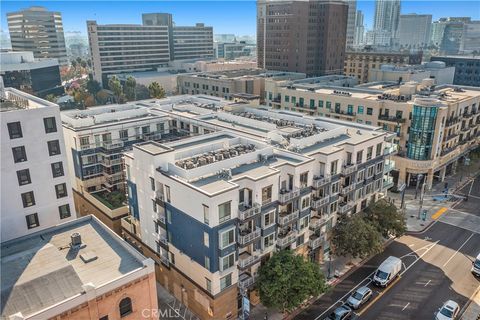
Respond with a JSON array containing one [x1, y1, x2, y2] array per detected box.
[[461, 21, 480, 52], [396, 14, 432, 48], [257, 0, 348, 77], [354, 10, 365, 47], [373, 0, 401, 43], [7, 6, 68, 65], [344, 0, 357, 48], [431, 19, 447, 47]]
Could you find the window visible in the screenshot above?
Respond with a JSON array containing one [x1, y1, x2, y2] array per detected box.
[[299, 216, 309, 229], [367, 165, 375, 178], [47, 140, 61, 156], [357, 169, 365, 183], [7, 122, 22, 139], [326, 101, 331, 109], [21, 191, 35, 207], [301, 196, 311, 209], [331, 182, 339, 194], [263, 210, 275, 227], [263, 233, 275, 248], [376, 162, 384, 174], [17, 169, 31, 185], [319, 100, 324, 108], [80, 136, 90, 148], [152, 199, 157, 212], [59, 204, 71, 219], [150, 177, 155, 191], [296, 234, 305, 246], [262, 185, 272, 204], [12, 146, 27, 163], [204, 232, 209, 247], [26, 213, 39, 229], [285, 95, 290, 102], [218, 201, 231, 223], [203, 205, 209, 225], [357, 106, 364, 114], [330, 201, 338, 213], [220, 228, 235, 249], [220, 253, 235, 271], [367, 108, 373, 115], [376, 143, 382, 157], [330, 160, 338, 175], [205, 256, 210, 269], [51, 162, 64, 178], [300, 172, 308, 188], [220, 273, 232, 291], [119, 129, 128, 141], [356, 150, 363, 164], [156, 123, 165, 133], [367, 146, 373, 160], [43, 117, 57, 133], [166, 209, 172, 223], [55, 183, 68, 198], [119, 297, 132, 317], [206, 278, 212, 293]]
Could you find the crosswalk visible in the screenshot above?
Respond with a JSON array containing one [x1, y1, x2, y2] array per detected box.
[[439, 207, 480, 234]]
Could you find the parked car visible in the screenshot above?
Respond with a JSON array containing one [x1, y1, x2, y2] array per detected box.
[[373, 256, 402, 287], [346, 286, 373, 309], [471, 253, 480, 277], [327, 304, 353, 320], [435, 300, 459, 320]]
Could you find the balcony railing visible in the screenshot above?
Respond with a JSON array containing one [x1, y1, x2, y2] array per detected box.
[[384, 161, 395, 173], [445, 117, 459, 126], [313, 175, 331, 188], [440, 146, 457, 156], [238, 227, 261, 246], [309, 235, 324, 250], [102, 158, 123, 167], [309, 215, 329, 230], [157, 214, 166, 226], [384, 143, 399, 155], [342, 164, 357, 176], [278, 188, 300, 203], [276, 231, 297, 248], [238, 253, 261, 269], [383, 177, 394, 189], [311, 195, 330, 210], [278, 210, 299, 226], [238, 273, 257, 291], [378, 115, 406, 123], [239, 203, 261, 221], [338, 201, 354, 214], [340, 183, 356, 195], [444, 133, 459, 142]]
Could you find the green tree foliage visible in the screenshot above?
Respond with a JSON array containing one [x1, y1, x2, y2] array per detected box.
[[332, 214, 383, 259], [71, 59, 77, 70], [108, 76, 123, 103], [364, 199, 406, 238], [44, 94, 57, 103], [148, 81, 166, 99], [136, 84, 150, 100], [96, 90, 111, 105], [86, 74, 101, 97], [258, 250, 328, 313], [124, 76, 137, 101]]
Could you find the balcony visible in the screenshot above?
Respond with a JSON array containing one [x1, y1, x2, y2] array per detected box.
[[276, 231, 297, 249], [334, 109, 356, 117], [378, 114, 406, 123], [156, 233, 168, 246], [102, 158, 123, 167], [383, 176, 394, 189], [384, 142, 399, 155], [238, 273, 257, 291], [155, 191, 165, 204], [309, 215, 329, 230], [384, 161, 395, 173], [309, 234, 324, 250], [313, 175, 331, 188], [440, 146, 457, 156], [463, 111, 473, 118], [444, 133, 459, 142], [338, 201, 354, 214], [238, 252, 261, 269], [278, 188, 300, 203], [461, 126, 470, 133], [340, 183, 356, 195], [311, 195, 330, 210], [238, 227, 261, 246], [278, 210, 299, 226], [445, 117, 459, 126], [342, 164, 357, 176], [238, 203, 261, 221]]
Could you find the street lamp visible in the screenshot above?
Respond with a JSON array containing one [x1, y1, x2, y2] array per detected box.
[[414, 173, 424, 199]]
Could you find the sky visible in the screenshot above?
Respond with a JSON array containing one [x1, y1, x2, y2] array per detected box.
[[1, 0, 479, 37]]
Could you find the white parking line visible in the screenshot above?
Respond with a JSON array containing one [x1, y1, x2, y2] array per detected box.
[[402, 302, 410, 311], [424, 280, 431, 287], [442, 233, 474, 267]]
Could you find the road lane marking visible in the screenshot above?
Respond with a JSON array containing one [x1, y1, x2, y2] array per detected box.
[[442, 233, 474, 267], [424, 280, 431, 287], [401, 241, 439, 276], [356, 276, 402, 316], [466, 194, 480, 200], [432, 207, 448, 220], [402, 302, 410, 311]]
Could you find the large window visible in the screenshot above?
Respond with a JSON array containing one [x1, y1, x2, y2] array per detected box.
[[206, 278, 212, 293], [407, 105, 438, 160], [262, 185, 272, 204], [17, 169, 31, 185], [43, 117, 57, 133], [119, 297, 132, 317], [263, 233, 275, 248], [59, 204, 71, 219], [367, 146, 373, 160], [376, 143, 382, 157], [330, 160, 338, 175], [203, 204, 209, 225], [218, 201, 231, 223], [51, 162, 64, 178], [7, 122, 23, 139], [300, 172, 308, 188], [12, 146, 27, 163], [47, 140, 61, 156], [26, 213, 39, 229], [55, 183, 68, 198], [263, 210, 275, 228], [331, 182, 339, 194], [119, 129, 128, 141], [220, 252, 235, 271], [21, 191, 35, 207], [220, 273, 232, 291], [356, 150, 363, 164], [219, 228, 235, 249]]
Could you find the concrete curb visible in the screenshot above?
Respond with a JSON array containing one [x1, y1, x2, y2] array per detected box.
[[406, 220, 436, 235]]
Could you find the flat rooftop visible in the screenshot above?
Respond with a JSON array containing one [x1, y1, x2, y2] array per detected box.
[[1, 88, 57, 112], [1, 216, 146, 319]]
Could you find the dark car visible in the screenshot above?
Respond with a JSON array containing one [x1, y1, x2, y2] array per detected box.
[[327, 304, 353, 320]]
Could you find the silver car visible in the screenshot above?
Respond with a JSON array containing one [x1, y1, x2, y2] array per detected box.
[[346, 286, 373, 309]]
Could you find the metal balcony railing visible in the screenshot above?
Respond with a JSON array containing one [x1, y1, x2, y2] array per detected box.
[[238, 203, 261, 221], [278, 210, 299, 226], [238, 254, 261, 269], [311, 195, 330, 210], [384, 162, 395, 173], [309, 235, 324, 250], [340, 183, 356, 195], [378, 114, 406, 123], [276, 231, 297, 248], [278, 188, 300, 203], [155, 191, 165, 203], [309, 215, 329, 230], [238, 274, 257, 291], [238, 227, 261, 246], [342, 164, 357, 175], [383, 177, 394, 189], [338, 201, 354, 214], [313, 175, 331, 188]]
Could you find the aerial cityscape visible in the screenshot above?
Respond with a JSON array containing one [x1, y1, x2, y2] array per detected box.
[[1, 0, 480, 320]]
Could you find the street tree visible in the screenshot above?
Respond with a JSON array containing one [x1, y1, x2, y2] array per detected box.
[[96, 89, 110, 104], [86, 74, 101, 98], [136, 84, 150, 100], [108, 76, 123, 103], [331, 214, 383, 259], [44, 94, 57, 103], [364, 199, 406, 238], [257, 250, 328, 313], [148, 81, 166, 99], [124, 76, 137, 101]]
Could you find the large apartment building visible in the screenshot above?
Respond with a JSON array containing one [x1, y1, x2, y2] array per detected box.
[[123, 103, 394, 319], [344, 50, 423, 83], [264, 77, 480, 189], [7, 6, 68, 65], [173, 24, 214, 60], [257, 0, 348, 76], [431, 56, 480, 87], [1, 87, 75, 242]]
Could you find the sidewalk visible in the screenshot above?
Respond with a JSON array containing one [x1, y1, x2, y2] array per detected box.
[[461, 288, 480, 320], [156, 282, 200, 320]]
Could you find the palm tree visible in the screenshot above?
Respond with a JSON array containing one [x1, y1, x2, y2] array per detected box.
[[108, 76, 123, 103], [124, 76, 137, 101]]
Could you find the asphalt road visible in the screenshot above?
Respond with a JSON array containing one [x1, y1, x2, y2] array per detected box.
[[295, 207, 480, 320]]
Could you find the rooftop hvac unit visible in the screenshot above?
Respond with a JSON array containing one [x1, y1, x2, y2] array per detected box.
[[198, 157, 207, 166], [186, 161, 195, 169], [206, 156, 214, 163], [215, 153, 224, 161], [71, 233, 82, 247]]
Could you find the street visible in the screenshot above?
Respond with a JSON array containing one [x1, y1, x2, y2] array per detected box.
[[295, 174, 480, 320]]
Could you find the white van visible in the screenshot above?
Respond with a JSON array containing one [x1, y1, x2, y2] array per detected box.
[[472, 253, 480, 277], [373, 256, 402, 287]]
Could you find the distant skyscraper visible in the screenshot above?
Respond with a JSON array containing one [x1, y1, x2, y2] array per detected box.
[[396, 14, 432, 48], [257, 0, 348, 77], [344, 0, 357, 48], [7, 6, 68, 65], [440, 18, 471, 55], [374, 0, 401, 40], [461, 21, 480, 53], [354, 10, 365, 47], [430, 19, 447, 47]]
